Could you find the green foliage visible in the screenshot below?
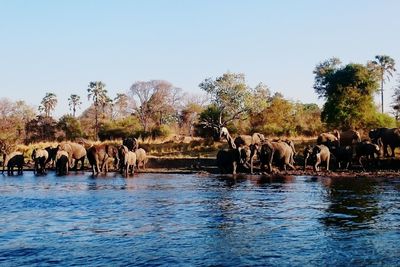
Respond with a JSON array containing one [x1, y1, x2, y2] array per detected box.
[[98, 116, 141, 141], [57, 115, 83, 140], [314, 59, 380, 129], [150, 125, 171, 139], [25, 115, 57, 144], [199, 72, 253, 128], [364, 112, 397, 129]]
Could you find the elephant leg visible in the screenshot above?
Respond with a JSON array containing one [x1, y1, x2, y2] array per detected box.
[[390, 145, 396, 157], [314, 156, 320, 171], [249, 147, 256, 174], [232, 161, 237, 175]]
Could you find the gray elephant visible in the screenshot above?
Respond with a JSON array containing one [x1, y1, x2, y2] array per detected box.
[[59, 142, 87, 170], [31, 148, 49, 174], [284, 140, 297, 165], [317, 130, 340, 148], [4, 152, 24, 175], [219, 127, 264, 174], [369, 128, 400, 157], [45, 146, 59, 169], [135, 148, 148, 170], [123, 137, 139, 152], [55, 150, 69, 176], [216, 149, 239, 174], [309, 145, 330, 171], [312, 145, 330, 171], [259, 140, 295, 173], [340, 130, 361, 147], [355, 141, 380, 168], [330, 146, 353, 169]]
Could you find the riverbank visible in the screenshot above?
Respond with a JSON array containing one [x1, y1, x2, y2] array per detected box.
[[7, 156, 400, 178]]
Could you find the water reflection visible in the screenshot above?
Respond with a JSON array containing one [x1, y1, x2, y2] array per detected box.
[[321, 177, 380, 230]]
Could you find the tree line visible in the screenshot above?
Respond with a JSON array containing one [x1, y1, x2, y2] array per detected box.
[[0, 55, 399, 145]]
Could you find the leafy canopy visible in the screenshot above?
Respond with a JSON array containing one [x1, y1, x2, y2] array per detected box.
[[314, 58, 380, 129]]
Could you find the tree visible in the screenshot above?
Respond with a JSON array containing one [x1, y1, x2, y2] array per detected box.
[[129, 80, 182, 131], [25, 115, 57, 143], [113, 93, 130, 119], [38, 92, 57, 117], [199, 72, 253, 130], [0, 98, 36, 141], [57, 115, 83, 140], [314, 58, 380, 129], [370, 55, 396, 113], [87, 81, 109, 140], [68, 94, 82, 117], [392, 77, 400, 121]]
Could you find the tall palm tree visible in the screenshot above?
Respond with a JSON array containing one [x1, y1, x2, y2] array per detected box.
[[371, 55, 396, 113], [68, 94, 82, 117], [87, 81, 108, 140], [39, 92, 57, 117]]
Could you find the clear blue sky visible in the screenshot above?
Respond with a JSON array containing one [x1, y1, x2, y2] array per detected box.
[[1, 0, 400, 117]]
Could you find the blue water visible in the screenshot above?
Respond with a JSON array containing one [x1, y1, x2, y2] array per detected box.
[[0, 172, 399, 266]]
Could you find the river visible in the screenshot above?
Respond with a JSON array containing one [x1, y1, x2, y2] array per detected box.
[[0, 172, 399, 266]]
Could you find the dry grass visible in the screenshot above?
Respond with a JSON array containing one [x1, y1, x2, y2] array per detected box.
[[5, 135, 320, 161]]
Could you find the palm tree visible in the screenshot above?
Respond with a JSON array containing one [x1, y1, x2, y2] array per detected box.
[[371, 55, 396, 113], [87, 81, 108, 140], [38, 92, 57, 117], [68, 94, 82, 117]]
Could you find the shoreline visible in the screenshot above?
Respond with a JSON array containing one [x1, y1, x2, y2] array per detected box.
[[4, 157, 400, 178]]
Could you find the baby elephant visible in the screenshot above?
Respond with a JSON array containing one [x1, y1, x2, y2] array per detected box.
[[304, 145, 330, 171], [355, 141, 380, 168]]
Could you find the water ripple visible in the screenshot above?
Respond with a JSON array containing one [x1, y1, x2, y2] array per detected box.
[[0, 173, 399, 266]]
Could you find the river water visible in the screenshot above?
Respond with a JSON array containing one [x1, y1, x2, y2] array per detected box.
[[0, 172, 399, 266]]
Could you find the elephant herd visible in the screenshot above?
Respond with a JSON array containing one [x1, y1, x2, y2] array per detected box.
[[1, 138, 148, 176], [216, 127, 400, 174]]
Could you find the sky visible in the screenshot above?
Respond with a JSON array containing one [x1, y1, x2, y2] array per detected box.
[[1, 0, 400, 117]]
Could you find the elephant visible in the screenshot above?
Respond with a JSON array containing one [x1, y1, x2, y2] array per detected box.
[[259, 140, 295, 173], [4, 152, 24, 175], [340, 130, 361, 147], [317, 130, 340, 148], [123, 137, 139, 152], [55, 150, 69, 176], [135, 148, 148, 170], [303, 146, 313, 171], [45, 146, 59, 169], [369, 128, 400, 157], [105, 145, 120, 172], [311, 145, 330, 171], [284, 140, 297, 165], [330, 146, 353, 169], [118, 145, 136, 176], [219, 127, 265, 173], [59, 142, 86, 170], [216, 149, 241, 174], [355, 141, 380, 169], [31, 148, 49, 174], [86, 144, 112, 175]]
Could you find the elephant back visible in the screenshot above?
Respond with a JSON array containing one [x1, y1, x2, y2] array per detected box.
[[317, 133, 338, 145], [340, 130, 361, 146], [68, 142, 87, 159], [234, 135, 252, 148]]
